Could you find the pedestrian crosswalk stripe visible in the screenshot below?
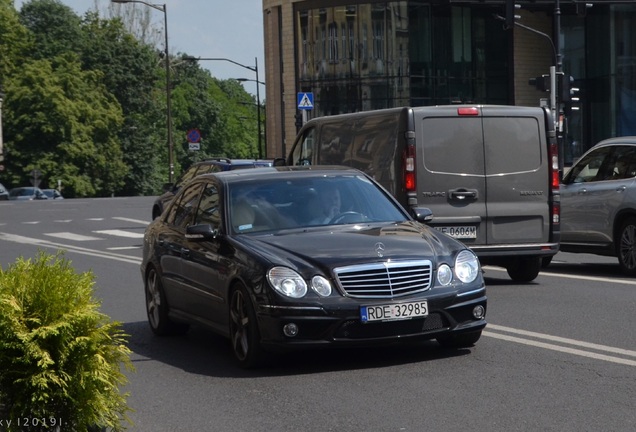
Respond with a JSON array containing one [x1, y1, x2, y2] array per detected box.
[[45, 232, 102, 241], [94, 229, 144, 238]]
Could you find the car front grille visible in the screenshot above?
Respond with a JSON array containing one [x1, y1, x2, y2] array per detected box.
[[334, 260, 433, 298]]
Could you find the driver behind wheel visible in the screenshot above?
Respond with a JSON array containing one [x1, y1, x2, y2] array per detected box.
[[309, 185, 341, 225]]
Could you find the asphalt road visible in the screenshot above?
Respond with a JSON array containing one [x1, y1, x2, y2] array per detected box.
[[0, 197, 635, 432]]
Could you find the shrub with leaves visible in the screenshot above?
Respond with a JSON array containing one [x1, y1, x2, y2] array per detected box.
[[0, 251, 133, 431]]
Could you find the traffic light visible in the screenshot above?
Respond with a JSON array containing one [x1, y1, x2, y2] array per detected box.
[[295, 112, 303, 129], [559, 75, 580, 115], [529, 75, 550, 92], [505, 0, 520, 29]]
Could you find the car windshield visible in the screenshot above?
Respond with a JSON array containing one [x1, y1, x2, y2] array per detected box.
[[228, 174, 408, 234]]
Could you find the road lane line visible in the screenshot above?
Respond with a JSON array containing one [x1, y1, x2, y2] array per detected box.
[[483, 330, 636, 367], [0, 232, 141, 265], [483, 265, 636, 286], [487, 324, 636, 358]]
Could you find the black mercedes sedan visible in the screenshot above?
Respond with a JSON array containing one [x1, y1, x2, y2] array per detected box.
[[141, 166, 487, 368]]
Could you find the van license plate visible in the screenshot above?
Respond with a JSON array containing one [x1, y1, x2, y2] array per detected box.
[[435, 226, 477, 239], [360, 301, 428, 323]]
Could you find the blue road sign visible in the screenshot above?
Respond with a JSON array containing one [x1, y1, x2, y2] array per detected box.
[[186, 128, 201, 143], [297, 92, 314, 110]]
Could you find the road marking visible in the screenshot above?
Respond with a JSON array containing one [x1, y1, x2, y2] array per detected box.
[[22, 221, 40, 225], [108, 246, 141, 250], [94, 229, 144, 238], [45, 232, 103, 241], [113, 216, 149, 225], [484, 265, 636, 286], [0, 232, 141, 265], [485, 324, 636, 367]]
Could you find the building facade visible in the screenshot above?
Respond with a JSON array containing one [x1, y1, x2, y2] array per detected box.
[[261, 0, 636, 164]]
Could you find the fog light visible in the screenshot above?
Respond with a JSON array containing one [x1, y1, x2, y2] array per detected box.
[[472, 305, 485, 319], [283, 323, 299, 337]]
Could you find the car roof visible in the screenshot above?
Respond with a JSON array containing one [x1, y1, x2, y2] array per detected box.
[[592, 136, 636, 148], [192, 158, 273, 167], [197, 165, 366, 184]]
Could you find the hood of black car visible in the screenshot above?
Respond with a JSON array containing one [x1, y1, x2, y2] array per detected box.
[[235, 221, 462, 271]]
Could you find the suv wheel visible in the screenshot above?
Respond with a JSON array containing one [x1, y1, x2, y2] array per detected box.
[[617, 217, 636, 276]]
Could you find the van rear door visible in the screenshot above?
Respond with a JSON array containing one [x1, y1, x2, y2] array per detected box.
[[480, 106, 551, 246], [415, 105, 550, 247], [415, 106, 488, 246]]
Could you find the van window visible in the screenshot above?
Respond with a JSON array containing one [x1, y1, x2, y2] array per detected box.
[[483, 117, 543, 174], [421, 117, 484, 175], [291, 127, 316, 165]]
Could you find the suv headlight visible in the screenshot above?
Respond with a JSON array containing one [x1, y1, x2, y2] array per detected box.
[[455, 250, 480, 283], [267, 267, 307, 298]]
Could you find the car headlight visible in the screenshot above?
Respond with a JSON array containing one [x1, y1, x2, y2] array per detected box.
[[311, 275, 332, 297], [455, 250, 480, 283], [437, 264, 453, 286], [267, 267, 307, 298]]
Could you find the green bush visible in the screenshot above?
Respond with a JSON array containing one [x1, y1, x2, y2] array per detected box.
[[0, 251, 133, 431]]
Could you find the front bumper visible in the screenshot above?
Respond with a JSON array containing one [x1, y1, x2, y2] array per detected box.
[[255, 288, 487, 351]]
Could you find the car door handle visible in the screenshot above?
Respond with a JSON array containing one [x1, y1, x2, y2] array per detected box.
[[577, 188, 588, 195], [448, 188, 478, 200], [181, 248, 190, 257], [617, 186, 627, 192]]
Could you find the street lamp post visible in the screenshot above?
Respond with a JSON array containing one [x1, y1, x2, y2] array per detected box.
[[184, 56, 265, 158], [111, 0, 175, 183]]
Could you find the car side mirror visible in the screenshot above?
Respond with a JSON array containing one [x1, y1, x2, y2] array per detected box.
[[162, 182, 175, 193], [186, 224, 219, 240], [273, 158, 287, 167], [410, 207, 433, 224]]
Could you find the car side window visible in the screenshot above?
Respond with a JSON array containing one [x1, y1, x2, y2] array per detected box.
[[564, 146, 612, 184], [605, 146, 636, 180], [195, 183, 221, 228], [166, 183, 203, 229]]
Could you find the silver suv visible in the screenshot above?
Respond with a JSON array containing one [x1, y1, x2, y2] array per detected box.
[[560, 136, 636, 275]]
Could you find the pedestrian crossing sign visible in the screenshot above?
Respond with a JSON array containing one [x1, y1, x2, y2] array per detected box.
[[297, 92, 314, 110]]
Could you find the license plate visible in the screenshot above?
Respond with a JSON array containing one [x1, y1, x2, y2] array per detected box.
[[435, 225, 477, 239], [360, 300, 428, 323]]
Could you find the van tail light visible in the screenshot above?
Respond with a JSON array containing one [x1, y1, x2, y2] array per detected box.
[[549, 141, 560, 225], [403, 144, 416, 192], [550, 142, 559, 191]]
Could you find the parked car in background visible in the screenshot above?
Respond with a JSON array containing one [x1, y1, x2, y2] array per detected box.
[[559, 136, 636, 275], [8, 186, 48, 200], [0, 182, 8, 200], [152, 158, 273, 219], [141, 166, 487, 368], [42, 189, 64, 199]]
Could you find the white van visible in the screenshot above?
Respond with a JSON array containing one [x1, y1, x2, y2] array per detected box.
[[284, 105, 561, 282]]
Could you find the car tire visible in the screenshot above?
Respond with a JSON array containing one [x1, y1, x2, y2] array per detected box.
[[145, 266, 189, 336], [506, 256, 541, 282], [229, 283, 266, 369], [617, 217, 636, 276], [436, 330, 482, 348], [541, 256, 553, 268]]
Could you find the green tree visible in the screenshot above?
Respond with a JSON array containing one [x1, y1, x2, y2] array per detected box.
[[3, 54, 127, 197], [18, 0, 83, 60], [0, 0, 33, 82], [80, 12, 166, 195]]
